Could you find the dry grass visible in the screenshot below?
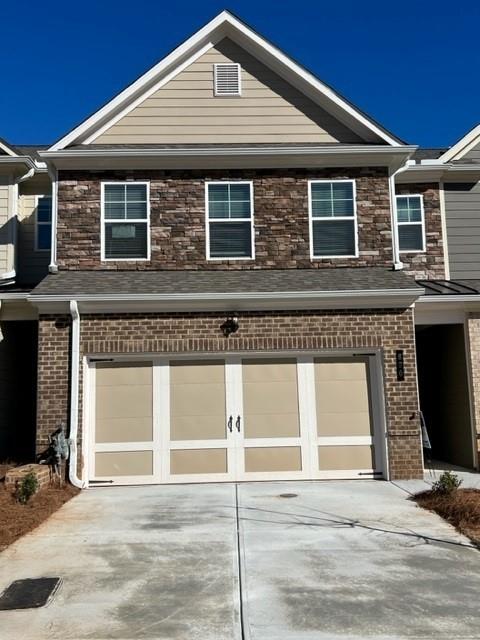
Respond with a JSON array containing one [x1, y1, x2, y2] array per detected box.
[[0, 466, 80, 551], [415, 488, 480, 547]]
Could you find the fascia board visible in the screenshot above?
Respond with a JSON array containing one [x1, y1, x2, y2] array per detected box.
[[438, 124, 480, 163]]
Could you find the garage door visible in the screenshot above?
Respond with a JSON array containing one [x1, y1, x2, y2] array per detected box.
[[89, 354, 385, 484]]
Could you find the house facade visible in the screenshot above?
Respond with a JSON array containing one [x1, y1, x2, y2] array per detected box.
[[0, 11, 479, 486]]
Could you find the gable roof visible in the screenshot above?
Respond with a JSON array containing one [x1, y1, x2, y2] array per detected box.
[[438, 123, 480, 163], [49, 10, 403, 151]]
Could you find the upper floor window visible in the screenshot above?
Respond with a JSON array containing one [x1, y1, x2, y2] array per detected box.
[[213, 63, 241, 96], [396, 194, 425, 252], [35, 195, 52, 252], [308, 180, 357, 258], [206, 182, 254, 260], [102, 182, 150, 260]]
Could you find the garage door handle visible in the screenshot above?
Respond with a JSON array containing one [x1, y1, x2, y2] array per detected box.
[[236, 415, 241, 432], [227, 416, 233, 433]]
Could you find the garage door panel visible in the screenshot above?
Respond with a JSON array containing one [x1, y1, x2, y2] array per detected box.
[[314, 360, 368, 381], [317, 413, 372, 437], [242, 359, 297, 382], [318, 445, 375, 471], [171, 383, 226, 417], [95, 385, 152, 421], [170, 360, 224, 383], [244, 447, 302, 472], [170, 415, 226, 441], [244, 414, 299, 438], [96, 361, 152, 386], [170, 449, 227, 475], [96, 417, 153, 443], [95, 451, 153, 477]]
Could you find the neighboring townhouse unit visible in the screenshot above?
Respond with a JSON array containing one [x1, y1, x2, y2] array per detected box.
[[0, 11, 479, 486]]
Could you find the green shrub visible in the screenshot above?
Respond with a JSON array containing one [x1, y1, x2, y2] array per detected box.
[[432, 470, 462, 495], [16, 472, 39, 504]]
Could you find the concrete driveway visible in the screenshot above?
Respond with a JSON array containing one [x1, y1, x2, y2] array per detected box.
[[0, 481, 479, 639]]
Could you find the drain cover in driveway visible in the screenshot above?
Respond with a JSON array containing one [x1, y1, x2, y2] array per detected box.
[[0, 578, 61, 610]]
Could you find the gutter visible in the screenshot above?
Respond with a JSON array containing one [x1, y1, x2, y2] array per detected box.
[[40, 144, 417, 160], [68, 300, 85, 488], [30, 287, 422, 304]]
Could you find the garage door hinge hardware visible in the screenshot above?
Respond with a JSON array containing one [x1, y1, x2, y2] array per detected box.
[[353, 353, 375, 357], [358, 471, 383, 476], [89, 358, 115, 362], [89, 480, 114, 484]]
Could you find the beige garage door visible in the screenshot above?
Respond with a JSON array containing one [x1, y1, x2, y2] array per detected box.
[[93, 361, 154, 480], [314, 357, 377, 477]]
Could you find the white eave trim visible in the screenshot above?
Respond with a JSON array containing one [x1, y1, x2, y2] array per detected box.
[[0, 156, 36, 170], [48, 11, 401, 150], [438, 124, 480, 163]]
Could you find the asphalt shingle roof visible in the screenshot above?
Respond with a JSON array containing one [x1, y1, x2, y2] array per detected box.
[[31, 268, 417, 297]]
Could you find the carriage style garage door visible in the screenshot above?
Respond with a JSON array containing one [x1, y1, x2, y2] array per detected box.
[[87, 354, 386, 484]]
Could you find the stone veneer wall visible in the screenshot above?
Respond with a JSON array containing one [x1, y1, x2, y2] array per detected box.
[[395, 182, 445, 280], [56, 167, 394, 270], [37, 308, 424, 480], [466, 314, 480, 467]]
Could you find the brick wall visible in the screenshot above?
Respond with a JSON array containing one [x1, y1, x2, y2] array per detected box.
[[395, 182, 445, 279], [57, 167, 395, 270], [466, 314, 480, 465], [36, 308, 424, 480]]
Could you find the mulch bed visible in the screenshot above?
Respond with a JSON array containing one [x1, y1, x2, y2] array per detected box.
[[0, 467, 79, 552], [415, 488, 480, 547]]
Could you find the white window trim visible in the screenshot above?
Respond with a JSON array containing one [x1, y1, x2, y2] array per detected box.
[[308, 179, 358, 260], [101, 181, 151, 262], [34, 194, 52, 253], [396, 193, 426, 254], [205, 181, 255, 261], [213, 63, 242, 97]]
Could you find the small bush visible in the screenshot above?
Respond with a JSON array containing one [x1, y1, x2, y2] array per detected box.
[[431, 470, 462, 495], [16, 472, 39, 504]]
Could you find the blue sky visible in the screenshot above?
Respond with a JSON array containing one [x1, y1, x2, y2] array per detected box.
[[2, 0, 479, 147]]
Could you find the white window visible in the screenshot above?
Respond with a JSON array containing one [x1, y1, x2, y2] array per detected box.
[[206, 182, 254, 260], [213, 63, 241, 96], [308, 180, 357, 258], [35, 195, 52, 251], [396, 194, 425, 252], [101, 182, 150, 260]]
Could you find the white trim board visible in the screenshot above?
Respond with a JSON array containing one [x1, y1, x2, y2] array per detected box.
[[49, 11, 401, 150], [439, 123, 480, 163]]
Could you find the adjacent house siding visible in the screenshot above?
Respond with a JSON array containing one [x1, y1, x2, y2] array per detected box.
[[445, 181, 480, 278], [0, 176, 14, 277], [94, 38, 364, 145], [17, 175, 51, 285]]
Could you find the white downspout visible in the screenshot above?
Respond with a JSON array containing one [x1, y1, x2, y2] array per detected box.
[[389, 169, 405, 270], [69, 300, 85, 488], [48, 165, 58, 273]]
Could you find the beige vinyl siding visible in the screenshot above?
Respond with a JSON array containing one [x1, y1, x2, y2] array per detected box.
[[0, 177, 14, 276], [17, 174, 51, 284], [95, 38, 363, 145]]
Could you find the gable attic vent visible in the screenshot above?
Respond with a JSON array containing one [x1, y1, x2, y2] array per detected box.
[[214, 63, 241, 96]]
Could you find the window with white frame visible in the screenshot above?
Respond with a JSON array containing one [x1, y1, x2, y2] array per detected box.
[[309, 180, 357, 258], [396, 194, 425, 252], [206, 182, 254, 259], [213, 63, 241, 96], [35, 195, 52, 251], [102, 183, 149, 260]]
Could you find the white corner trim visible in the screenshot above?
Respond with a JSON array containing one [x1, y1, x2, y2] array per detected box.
[[49, 10, 400, 150], [438, 180, 450, 279], [439, 123, 480, 163]]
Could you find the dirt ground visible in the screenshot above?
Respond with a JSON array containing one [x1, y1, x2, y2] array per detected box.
[[415, 488, 480, 547], [0, 465, 79, 551]]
